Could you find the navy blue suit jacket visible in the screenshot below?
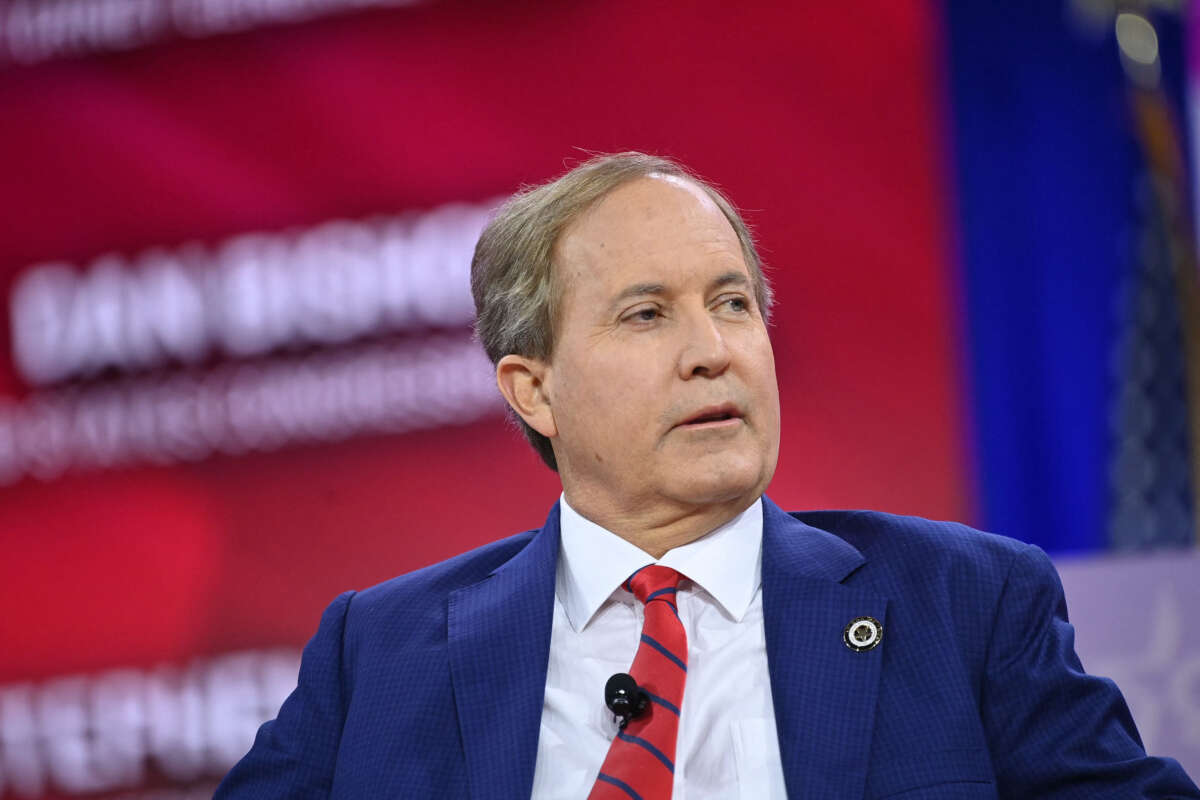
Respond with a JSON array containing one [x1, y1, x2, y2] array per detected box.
[[216, 498, 1199, 798]]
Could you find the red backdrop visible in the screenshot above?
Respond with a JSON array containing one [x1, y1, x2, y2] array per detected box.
[[0, 1, 970, 796]]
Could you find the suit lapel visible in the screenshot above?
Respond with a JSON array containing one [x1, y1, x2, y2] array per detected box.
[[762, 498, 888, 800], [447, 504, 560, 800]]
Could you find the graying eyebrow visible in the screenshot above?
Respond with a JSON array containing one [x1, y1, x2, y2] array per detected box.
[[614, 282, 667, 301], [710, 272, 750, 291], [609, 283, 667, 312]]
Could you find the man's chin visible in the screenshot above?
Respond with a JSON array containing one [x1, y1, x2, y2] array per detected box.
[[666, 459, 769, 507]]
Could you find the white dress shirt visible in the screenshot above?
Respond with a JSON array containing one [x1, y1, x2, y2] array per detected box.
[[530, 496, 788, 799]]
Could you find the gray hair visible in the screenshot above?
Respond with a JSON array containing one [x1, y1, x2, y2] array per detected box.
[[470, 151, 772, 470]]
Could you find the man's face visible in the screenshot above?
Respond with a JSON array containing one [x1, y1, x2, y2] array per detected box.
[[543, 175, 780, 516]]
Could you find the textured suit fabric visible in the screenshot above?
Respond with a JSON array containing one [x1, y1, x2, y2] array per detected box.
[[215, 498, 1200, 799]]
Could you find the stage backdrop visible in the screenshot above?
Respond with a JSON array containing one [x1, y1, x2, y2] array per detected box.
[[0, 1, 970, 796]]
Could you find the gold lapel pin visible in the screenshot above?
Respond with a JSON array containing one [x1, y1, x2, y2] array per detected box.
[[843, 616, 883, 652]]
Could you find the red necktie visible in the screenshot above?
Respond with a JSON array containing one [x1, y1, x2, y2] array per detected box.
[[589, 565, 687, 800]]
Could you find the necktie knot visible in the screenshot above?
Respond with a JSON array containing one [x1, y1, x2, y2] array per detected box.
[[626, 565, 683, 605]]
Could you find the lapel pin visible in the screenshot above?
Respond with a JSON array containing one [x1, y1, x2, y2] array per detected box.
[[843, 616, 883, 652]]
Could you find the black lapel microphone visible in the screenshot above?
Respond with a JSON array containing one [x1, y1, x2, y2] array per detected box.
[[604, 672, 649, 730]]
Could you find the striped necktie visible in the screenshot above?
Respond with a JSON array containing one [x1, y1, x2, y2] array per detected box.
[[589, 565, 687, 800]]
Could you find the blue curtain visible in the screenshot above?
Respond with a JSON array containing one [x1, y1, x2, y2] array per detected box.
[[943, 0, 1193, 553]]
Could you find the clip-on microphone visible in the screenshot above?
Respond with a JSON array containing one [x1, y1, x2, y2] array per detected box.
[[604, 672, 649, 730]]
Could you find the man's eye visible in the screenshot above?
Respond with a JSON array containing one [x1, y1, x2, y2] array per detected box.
[[628, 308, 659, 322], [722, 297, 749, 313]]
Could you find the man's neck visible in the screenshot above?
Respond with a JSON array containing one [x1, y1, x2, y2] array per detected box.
[[559, 488, 760, 559]]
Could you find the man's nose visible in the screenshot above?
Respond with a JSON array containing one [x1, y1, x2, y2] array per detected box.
[[678, 311, 732, 379]]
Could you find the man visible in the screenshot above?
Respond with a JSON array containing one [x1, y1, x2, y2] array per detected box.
[[216, 153, 1199, 798]]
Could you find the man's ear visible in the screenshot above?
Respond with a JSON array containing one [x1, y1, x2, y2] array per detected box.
[[496, 354, 557, 439]]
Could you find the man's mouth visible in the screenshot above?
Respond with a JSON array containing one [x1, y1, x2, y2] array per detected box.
[[677, 404, 744, 428]]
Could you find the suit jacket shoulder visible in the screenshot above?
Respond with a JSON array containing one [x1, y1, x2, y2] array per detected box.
[[348, 527, 541, 632], [215, 520, 555, 800], [777, 506, 1198, 799], [794, 507, 1029, 574]]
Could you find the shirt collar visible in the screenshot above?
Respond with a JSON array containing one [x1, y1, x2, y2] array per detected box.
[[556, 494, 764, 632]]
